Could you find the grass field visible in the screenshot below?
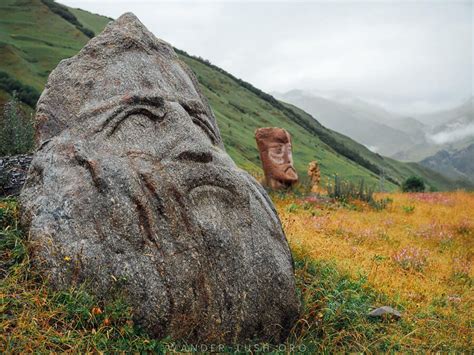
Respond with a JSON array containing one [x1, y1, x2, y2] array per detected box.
[[277, 190, 473, 351], [2, 191, 472, 352]]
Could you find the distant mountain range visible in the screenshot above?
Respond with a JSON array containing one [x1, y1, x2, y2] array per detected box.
[[273, 90, 426, 156], [275, 90, 474, 181]]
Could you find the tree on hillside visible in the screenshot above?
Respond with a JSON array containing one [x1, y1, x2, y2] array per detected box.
[[401, 176, 425, 192], [0, 92, 34, 156]]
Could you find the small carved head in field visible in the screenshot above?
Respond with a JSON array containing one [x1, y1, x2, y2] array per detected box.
[[255, 127, 298, 189]]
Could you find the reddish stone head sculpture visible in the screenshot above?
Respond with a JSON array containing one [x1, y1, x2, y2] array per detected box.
[[255, 127, 298, 189]]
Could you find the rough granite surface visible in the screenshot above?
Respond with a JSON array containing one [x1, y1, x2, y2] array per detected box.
[[20, 13, 299, 343], [0, 154, 33, 197]]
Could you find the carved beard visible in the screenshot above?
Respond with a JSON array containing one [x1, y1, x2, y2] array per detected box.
[[125, 152, 253, 243], [262, 151, 298, 184], [268, 161, 298, 183], [89, 152, 290, 339]]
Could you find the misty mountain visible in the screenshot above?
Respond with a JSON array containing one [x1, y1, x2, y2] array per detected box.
[[426, 98, 474, 144], [416, 98, 474, 127], [314, 91, 428, 143], [394, 98, 474, 161], [273, 90, 424, 156], [276, 90, 474, 165], [421, 144, 474, 183]]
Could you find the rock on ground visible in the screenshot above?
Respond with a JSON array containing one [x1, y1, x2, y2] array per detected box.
[[368, 306, 402, 319]]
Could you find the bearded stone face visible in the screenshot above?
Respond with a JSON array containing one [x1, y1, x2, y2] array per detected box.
[[20, 13, 299, 344], [255, 127, 298, 189]]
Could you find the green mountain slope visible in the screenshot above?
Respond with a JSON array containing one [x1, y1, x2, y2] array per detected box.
[[0, 0, 92, 93], [68, 7, 112, 35], [0, 0, 466, 190]]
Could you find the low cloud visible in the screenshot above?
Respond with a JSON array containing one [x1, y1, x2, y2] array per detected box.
[[365, 145, 379, 153], [427, 123, 474, 145]]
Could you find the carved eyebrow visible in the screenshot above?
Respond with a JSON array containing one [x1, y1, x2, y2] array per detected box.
[[179, 101, 220, 145], [92, 96, 166, 136], [85, 95, 219, 144], [106, 106, 167, 137]]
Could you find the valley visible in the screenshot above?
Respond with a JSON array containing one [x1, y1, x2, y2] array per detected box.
[[0, 0, 469, 190]]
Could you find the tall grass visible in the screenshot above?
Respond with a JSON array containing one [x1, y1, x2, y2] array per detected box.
[[326, 175, 375, 203]]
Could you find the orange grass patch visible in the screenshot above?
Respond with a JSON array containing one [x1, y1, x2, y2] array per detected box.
[[276, 191, 473, 349]]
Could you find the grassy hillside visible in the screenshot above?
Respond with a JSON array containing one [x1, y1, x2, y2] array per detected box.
[[0, 0, 91, 94], [178, 53, 391, 187], [68, 7, 111, 35], [0, 0, 464, 191]]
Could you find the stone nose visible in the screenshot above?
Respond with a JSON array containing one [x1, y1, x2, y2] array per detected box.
[[282, 145, 292, 164]]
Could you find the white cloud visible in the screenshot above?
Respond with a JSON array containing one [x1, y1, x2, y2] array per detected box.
[[428, 123, 474, 145], [60, 0, 473, 116]]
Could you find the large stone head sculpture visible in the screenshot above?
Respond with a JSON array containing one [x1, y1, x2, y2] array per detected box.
[[255, 127, 298, 189], [20, 13, 299, 343]]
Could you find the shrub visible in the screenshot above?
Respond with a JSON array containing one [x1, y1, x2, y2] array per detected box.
[[0, 71, 40, 108], [327, 175, 375, 203], [402, 205, 415, 214], [369, 197, 393, 211], [0, 93, 34, 155], [401, 176, 425, 192]]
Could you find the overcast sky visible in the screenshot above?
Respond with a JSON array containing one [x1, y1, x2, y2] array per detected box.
[[60, 0, 472, 115]]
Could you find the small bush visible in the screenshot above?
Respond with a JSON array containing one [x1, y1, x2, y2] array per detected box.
[[327, 176, 375, 203], [0, 71, 40, 108], [0, 93, 35, 155], [286, 203, 299, 213], [401, 176, 425, 192], [369, 197, 393, 211]]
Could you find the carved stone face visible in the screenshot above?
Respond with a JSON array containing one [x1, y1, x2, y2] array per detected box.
[[255, 127, 298, 189], [21, 13, 299, 344]]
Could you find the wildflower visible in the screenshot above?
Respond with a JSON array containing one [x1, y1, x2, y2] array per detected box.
[[447, 296, 462, 303], [452, 258, 472, 277], [392, 246, 429, 272], [91, 307, 103, 315]]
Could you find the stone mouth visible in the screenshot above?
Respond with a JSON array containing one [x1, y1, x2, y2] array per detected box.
[[188, 184, 235, 200], [185, 165, 240, 196]]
